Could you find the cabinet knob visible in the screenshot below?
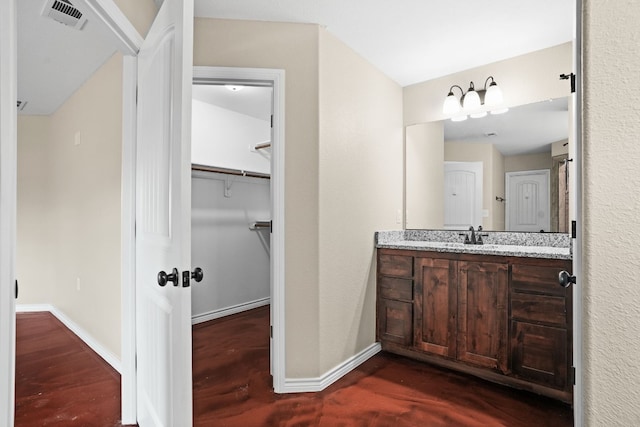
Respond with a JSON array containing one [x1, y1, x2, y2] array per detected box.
[[558, 270, 576, 288]]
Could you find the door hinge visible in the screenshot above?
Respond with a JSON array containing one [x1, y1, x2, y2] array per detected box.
[[270, 220, 273, 234], [270, 325, 273, 338], [270, 115, 273, 128], [135, 86, 138, 104], [569, 366, 576, 385], [560, 73, 576, 93], [571, 220, 577, 239]]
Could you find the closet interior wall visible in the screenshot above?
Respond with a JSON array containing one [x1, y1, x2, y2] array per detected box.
[[191, 84, 272, 324]]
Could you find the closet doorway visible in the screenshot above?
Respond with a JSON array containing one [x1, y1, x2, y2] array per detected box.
[[190, 67, 285, 388]]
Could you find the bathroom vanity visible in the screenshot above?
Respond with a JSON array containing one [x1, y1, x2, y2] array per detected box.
[[376, 230, 573, 403]]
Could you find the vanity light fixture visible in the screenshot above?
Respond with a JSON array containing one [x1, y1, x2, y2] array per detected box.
[[443, 76, 508, 120]]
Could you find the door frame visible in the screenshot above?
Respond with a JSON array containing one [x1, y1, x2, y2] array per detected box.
[[572, 1, 584, 425], [192, 66, 286, 392], [0, 1, 17, 424]]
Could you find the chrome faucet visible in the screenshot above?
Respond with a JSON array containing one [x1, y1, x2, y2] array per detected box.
[[469, 226, 477, 244], [460, 226, 488, 245]]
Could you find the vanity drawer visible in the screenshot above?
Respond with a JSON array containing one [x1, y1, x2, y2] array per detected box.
[[378, 254, 413, 278], [379, 276, 413, 302], [511, 292, 568, 327], [511, 263, 569, 296]]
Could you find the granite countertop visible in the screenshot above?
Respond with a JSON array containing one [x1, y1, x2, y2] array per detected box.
[[376, 230, 572, 260]]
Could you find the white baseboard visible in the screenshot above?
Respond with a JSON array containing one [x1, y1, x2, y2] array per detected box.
[[281, 342, 382, 393], [191, 297, 270, 325], [16, 304, 122, 374]]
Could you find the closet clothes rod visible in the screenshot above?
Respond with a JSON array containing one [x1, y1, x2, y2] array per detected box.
[[250, 221, 271, 230], [192, 164, 270, 179], [254, 141, 271, 150]]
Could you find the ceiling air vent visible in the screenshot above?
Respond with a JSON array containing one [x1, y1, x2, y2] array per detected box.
[[17, 100, 27, 112], [41, 0, 87, 30]]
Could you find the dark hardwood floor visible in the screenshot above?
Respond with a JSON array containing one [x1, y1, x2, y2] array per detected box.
[[16, 308, 573, 426], [15, 312, 123, 426]]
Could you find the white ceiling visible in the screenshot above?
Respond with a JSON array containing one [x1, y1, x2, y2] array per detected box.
[[192, 84, 272, 121], [444, 97, 569, 156], [194, 0, 576, 87], [18, 0, 576, 156], [17, 0, 116, 115]]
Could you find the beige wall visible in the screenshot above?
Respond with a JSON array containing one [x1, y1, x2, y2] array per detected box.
[[17, 116, 54, 304], [194, 18, 322, 377], [584, 1, 640, 424], [317, 30, 402, 373], [17, 53, 124, 358], [113, 0, 157, 37], [504, 152, 552, 173], [193, 19, 403, 378], [552, 139, 569, 157], [404, 42, 573, 125], [406, 122, 444, 228]]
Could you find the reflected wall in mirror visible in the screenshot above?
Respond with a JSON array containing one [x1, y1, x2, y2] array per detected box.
[[406, 97, 571, 232]]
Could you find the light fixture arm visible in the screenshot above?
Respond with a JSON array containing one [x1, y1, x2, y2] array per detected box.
[[483, 76, 497, 90], [447, 84, 465, 97]]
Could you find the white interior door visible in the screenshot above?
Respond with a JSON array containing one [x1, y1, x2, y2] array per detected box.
[[135, 0, 193, 425], [506, 170, 550, 232], [0, 1, 17, 425], [444, 162, 483, 229]]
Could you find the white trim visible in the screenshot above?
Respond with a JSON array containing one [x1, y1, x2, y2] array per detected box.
[[120, 55, 138, 425], [0, 0, 17, 424], [15, 304, 54, 313], [191, 298, 270, 325], [192, 66, 287, 393], [572, 2, 583, 425], [281, 343, 381, 393], [16, 305, 122, 374], [74, 0, 144, 56]]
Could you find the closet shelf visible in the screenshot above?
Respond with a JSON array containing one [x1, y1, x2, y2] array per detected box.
[[192, 164, 270, 179]]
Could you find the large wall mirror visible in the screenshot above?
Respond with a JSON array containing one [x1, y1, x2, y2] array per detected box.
[[406, 96, 573, 232]]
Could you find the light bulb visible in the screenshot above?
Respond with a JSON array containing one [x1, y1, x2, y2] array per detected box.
[[451, 114, 468, 122], [443, 93, 461, 115], [484, 82, 503, 106], [462, 90, 481, 110]]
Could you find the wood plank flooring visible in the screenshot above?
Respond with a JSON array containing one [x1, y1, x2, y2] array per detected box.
[[15, 312, 123, 426], [16, 308, 573, 426]]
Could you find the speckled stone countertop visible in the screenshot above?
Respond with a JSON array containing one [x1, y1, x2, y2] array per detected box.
[[376, 230, 572, 260]]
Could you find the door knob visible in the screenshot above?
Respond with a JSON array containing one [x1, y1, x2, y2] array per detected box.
[[158, 268, 179, 287], [558, 270, 576, 288], [191, 267, 203, 283]]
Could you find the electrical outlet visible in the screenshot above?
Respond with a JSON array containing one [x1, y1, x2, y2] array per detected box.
[[76, 277, 81, 291]]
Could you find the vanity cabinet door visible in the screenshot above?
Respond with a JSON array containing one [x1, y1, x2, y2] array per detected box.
[[377, 251, 414, 347], [457, 260, 509, 373], [509, 261, 572, 393], [414, 257, 458, 358], [511, 321, 569, 390]]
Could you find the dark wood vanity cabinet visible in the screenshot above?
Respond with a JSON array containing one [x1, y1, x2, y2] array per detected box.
[[377, 253, 414, 346], [414, 257, 457, 358], [377, 248, 573, 403], [510, 261, 572, 392], [457, 260, 509, 373]]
